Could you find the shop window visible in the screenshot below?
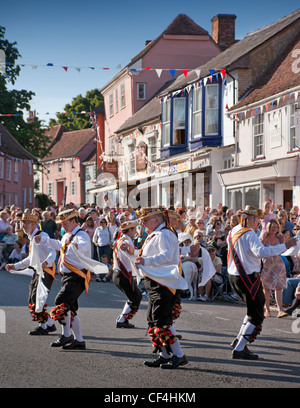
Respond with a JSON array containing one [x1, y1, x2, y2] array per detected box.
[[228, 188, 242, 212], [245, 185, 260, 208]]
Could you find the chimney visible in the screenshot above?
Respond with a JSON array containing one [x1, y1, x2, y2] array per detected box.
[[211, 14, 236, 50], [145, 40, 152, 46]]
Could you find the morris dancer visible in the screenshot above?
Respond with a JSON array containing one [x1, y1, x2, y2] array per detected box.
[[6, 213, 57, 335], [133, 207, 188, 369], [35, 209, 91, 350], [113, 220, 142, 328], [228, 205, 296, 360]]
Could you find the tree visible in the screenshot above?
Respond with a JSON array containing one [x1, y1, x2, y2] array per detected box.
[[49, 89, 103, 130], [0, 26, 50, 158]]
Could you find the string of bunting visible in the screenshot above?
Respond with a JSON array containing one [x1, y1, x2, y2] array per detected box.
[[227, 90, 299, 119], [0, 110, 96, 118]]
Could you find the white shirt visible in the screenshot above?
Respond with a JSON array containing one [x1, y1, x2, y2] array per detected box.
[[40, 225, 91, 274], [92, 226, 112, 247], [14, 228, 56, 270], [227, 224, 287, 276], [114, 234, 134, 272], [141, 223, 180, 267]]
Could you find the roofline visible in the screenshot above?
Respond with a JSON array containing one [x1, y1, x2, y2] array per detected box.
[[228, 84, 300, 114]]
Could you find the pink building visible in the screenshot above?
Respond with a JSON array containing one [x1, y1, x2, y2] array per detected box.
[[100, 14, 221, 168], [41, 126, 96, 206], [0, 123, 36, 209]]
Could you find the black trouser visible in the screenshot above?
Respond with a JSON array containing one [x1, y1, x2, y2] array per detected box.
[[229, 273, 265, 327], [28, 270, 54, 305], [144, 277, 176, 328], [112, 269, 142, 309], [55, 272, 85, 316]]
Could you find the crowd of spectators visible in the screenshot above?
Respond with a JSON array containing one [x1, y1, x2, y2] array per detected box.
[[1, 198, 299, 318]]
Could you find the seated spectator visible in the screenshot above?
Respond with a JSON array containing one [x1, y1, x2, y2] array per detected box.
[[184, 213, 197, 237], [281, 282, 300, 318], [95, 253, 113, 282], [206, 219, 223, 247], [197, 246, 223, 301], [8, 240, 23, 263], [0, 225, 18, 260]]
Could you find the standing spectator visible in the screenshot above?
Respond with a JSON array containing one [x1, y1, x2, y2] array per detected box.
[[106, 210, 119, 236], [260, 201, 276, 235], [87, 208, 100, 227], [41, 211, 58, 238], [82, 216, 97, 259], [0, 211, 10, 240], [77, 207, 87, 226], [260, 219, 287, 318], [92, 218, 113, 263]]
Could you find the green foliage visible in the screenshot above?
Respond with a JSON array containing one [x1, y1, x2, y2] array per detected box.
[[49, 89, 103, 130], [0, 25, 50, 158]]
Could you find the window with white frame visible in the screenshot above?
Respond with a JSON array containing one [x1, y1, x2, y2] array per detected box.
[[0, 157, 4, 179], [46, 164, 50, 174], [253, 113, 264, 158], [70, 180, 76, 196], [128, 145, 135, 176], [192, 86, 202, 138], [115, 88, 119, 113], [290, 103, 299, 150], [120, 83, 125, 109], [28, 161, 32, 175], [137, 83, 146, 100], [58, 162, 62, 173], [6, 193, 11, 206], [173, 98, 186, 145], [147, 137, 157, 174], [47, 182, 53, 197], [205, 84, 219, 134], [109, 137, 115, 155], [162, 99, 171, 146], [109, 92, 114, 117], [6, 160, 11, 181]]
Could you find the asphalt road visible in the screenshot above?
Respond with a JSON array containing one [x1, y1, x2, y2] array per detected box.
[[0, 269, 299, 393]]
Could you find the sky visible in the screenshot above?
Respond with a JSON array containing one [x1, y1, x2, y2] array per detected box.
[[1, 0, 300, 125]]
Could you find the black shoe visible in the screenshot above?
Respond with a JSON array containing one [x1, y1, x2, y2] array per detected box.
[[144, 356, 172, 367], [116, 320, 135, 328], [230, 338, 253, 354], [47, 324, 57, 333], [160, 355, 188, 369], [62, 340, 86, 350], [28, 326, 49, 335], [50, 335, 74, 347], [232, 349, 259, 360]]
